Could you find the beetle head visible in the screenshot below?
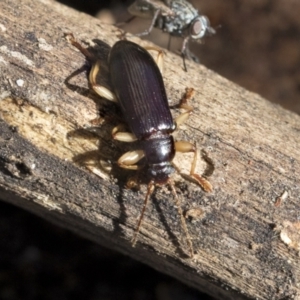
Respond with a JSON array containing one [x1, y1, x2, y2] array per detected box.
[[145, 163, 175, 185], [189, 15, 216, 40]]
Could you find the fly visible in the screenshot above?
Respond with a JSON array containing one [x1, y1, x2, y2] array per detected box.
[[127, 0, 215, 71]]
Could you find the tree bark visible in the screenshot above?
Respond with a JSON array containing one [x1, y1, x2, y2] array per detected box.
[[1, 0, 300, 299]]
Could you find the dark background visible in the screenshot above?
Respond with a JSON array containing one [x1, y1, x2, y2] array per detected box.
[[0, 201, 214, 300], [1, 0, 299, 299]]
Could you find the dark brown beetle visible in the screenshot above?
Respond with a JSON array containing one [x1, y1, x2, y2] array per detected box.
[[67, 34, 212, 257]]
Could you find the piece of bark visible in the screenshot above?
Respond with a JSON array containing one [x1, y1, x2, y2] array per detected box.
[[1, 0, 300, 299]]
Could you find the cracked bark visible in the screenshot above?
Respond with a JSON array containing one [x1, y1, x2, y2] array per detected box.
[[1, 0, 300, 299]]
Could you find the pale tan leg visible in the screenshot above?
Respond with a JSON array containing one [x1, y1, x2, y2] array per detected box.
[[144, 46, 164, 74], [113, 132, 137, 142], [112, 124, 137, 142], [174, 141, 212, 192], [118, 150, 145, 170], [66, 33, 118, 102], [89, 61, 117, 102], [174, 88, 195, 127], [175, 111, 191, 127]]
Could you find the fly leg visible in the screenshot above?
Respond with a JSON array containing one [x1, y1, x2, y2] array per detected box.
[[181, 37, 199, 72], [181, 36, 189, 72], [134, 8, 161, 37]]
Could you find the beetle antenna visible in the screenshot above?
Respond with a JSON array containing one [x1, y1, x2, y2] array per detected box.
[[169, 180, 194, 257], [131, 181, 155, 247]]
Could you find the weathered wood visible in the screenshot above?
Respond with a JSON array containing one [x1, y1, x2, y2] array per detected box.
[[1, 0, 300, 299]]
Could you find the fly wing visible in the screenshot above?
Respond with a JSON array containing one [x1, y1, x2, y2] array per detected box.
[[109, 40, 174, 139], [128, 1, 154, 19], [128, 0, 174, 18]]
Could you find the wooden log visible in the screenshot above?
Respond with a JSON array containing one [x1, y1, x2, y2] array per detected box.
[[1, 0, 300, 299]]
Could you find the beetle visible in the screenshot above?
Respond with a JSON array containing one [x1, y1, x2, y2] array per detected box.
[[66, 34, 212, 257], [127, 0, 215, 71]]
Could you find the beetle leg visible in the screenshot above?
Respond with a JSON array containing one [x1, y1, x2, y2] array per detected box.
[[118, 150, 145, 170], [175, 88, 194, 127], [89, 61, 118, 102], [179, 87, 195, 110], [144, 46, 164, 74], [175, 111, 191, 127], [112, 124, 137, 142], [66, 33, 118, 102], [174, 141, 212, 192], [114, 132, 137, 142], [66, 33, 95, 61]]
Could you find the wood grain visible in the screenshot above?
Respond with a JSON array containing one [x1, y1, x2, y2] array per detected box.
[[1, 0, 300, 299]]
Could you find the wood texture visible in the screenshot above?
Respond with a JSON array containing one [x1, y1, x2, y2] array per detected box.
[[1, 0, 300, 299]]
